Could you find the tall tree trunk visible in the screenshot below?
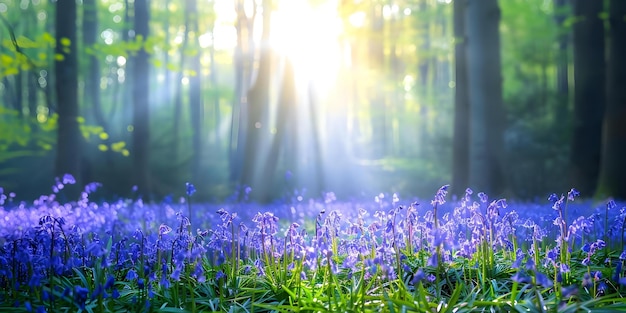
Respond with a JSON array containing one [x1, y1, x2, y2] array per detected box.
[[163, 0, 172, 108], [172, 1, 189, 164], [465, 0, 505, 195], [230, 0, 257, 184], [82, 0, 107, 182], [452, 0, 469, 196], [368, 4, 386, 158], [54, 0, 81, 191], [258, 59, 296, 202], [209, 31, 220, 150], [132, 0, 151, 196], [187, 0, 203, 184], [598, 0, 626, 199], [83, 0, 106, 129], [554, 0, 570, 119], [240, 0, 272, 198], [569, 0, 605, 196]]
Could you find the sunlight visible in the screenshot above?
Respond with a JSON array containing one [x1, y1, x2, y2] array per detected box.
[[270, 0, 342, 92]]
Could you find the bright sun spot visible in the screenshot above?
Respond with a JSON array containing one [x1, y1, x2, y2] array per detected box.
[[270, 0, 342, 91]]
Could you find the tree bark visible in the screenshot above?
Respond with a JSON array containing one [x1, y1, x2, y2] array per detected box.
[[569, 0, 605, 196], [132, 0, 151, 196], [452, 0, 469, 196], [598, 0, 626, 199], [54, 0, 81, 191], [465, 0, 505, 195]]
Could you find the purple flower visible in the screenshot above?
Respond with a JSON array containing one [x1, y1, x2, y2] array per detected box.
[[535, 272, 553, 287], [548, 193, 559, 203], [171, 267, 182, 281], [158, 224, 172, 235], [126, 269, 137, 281], [613, 262, 622, 282], [185, 182, 196, 196], [567, 188, 580, 201], [582, 273, 593, 288], [431, 185, 449, 206], [104, 274, 115, 289], [74, 286, 89, 310], [62, 174, 76, 185], [478, 192, 488, 203], [607, 199, 617, 210]]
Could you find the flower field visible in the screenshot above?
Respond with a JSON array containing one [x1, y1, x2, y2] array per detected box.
[[2, 178, 626, 312]]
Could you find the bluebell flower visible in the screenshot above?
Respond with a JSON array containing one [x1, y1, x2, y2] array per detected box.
[[607, 199, 617, 210], [582, 243, 590, 253], [613, 261, 622, 282], [582, 272, 593, 288], [126, 269, 137, 281], [62, 174, 76, 185], [567, 188, 580, 201], [186, 182, 196, 196], [535, 272, 553, 287], [171, 267, 182, 281], [74, 286, 89, 310], [478, 192, 488, 203], [562, 285, 578, 298], [158, 224, 172, 235], [548, 193, 559, 203], [104, 274, 115, 289], [431, 185, 449, 206]]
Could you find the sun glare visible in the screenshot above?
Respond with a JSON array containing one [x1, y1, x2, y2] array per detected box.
[[270, 0, 342, 91]]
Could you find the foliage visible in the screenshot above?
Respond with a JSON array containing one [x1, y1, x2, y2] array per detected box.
[[2, 182, 626, 312]]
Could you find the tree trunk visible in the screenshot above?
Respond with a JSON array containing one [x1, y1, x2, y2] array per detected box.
[[465, 0, 505, 195], [132, 0, 151, 196], [187, 0, 203, 184], [569, 0, 605, 196], [83, 0, 106, 129], [240, 0, 272, 198], [258, 59, 297, 202], [597, 0, 626, 199], [368, 4, 386, 158], [54, 0, 81, 192], [452, 0, 469, 196], [230, 0, 257, 184], [554, 0, 570, 119]]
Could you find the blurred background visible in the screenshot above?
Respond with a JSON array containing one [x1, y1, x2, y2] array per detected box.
[[0, 0, 624, 202]]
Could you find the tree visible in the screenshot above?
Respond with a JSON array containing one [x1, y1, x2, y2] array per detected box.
[[569, 0, 605, 197], [54, 0, 81, 188], [554, 0, 570, 118], [451, 0, 469, 196], [465, 0, 505, 195], [187, 0, 203, 184], [240, 0, 272, 198], [597, 0, 626, 199], [132, 0, 151, 195], [230, 0, 257, 184]]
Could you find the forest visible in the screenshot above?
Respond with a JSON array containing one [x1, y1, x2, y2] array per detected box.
[[0, 0, 625, 202]]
